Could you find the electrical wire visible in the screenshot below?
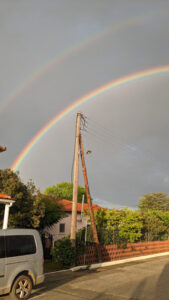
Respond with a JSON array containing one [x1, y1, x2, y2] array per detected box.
[[82, 116, 169, 169]]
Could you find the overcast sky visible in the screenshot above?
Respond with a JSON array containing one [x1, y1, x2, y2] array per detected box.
[[1, 0, 169, 209]]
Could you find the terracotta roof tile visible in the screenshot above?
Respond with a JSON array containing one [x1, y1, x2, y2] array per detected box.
[[58, 199, 104, 212], [0, 193, 12, 200]]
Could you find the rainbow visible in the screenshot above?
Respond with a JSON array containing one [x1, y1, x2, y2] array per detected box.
[[0, 8, 165, 116], [11, 65, 169, 171], [0, 22, 127, 114]]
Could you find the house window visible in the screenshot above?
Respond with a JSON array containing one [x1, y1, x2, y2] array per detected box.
[[59, 223, 65, 233]]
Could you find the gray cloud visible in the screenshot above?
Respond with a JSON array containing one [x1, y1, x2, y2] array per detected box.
[[1, 0, 169, 208]]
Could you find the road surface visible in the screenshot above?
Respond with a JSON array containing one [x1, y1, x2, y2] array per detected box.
[[1, 255, 169, 299]]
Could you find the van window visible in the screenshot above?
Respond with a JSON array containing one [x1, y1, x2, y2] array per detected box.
[[5, 235, 36, 257], [0, 236, 5, 258]]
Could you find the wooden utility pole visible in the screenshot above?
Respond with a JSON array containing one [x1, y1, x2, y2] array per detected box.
[[79, 134, 101, 260], [70, 112, 81, 247]]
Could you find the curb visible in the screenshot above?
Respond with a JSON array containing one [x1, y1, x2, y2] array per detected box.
[[71, 251, 169, 272], [44, 269, 70, 275]]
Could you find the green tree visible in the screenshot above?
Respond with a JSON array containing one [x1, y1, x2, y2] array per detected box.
[[138, 193, 169, 212], [142, 212, 166, 241], [93, 208, 143, 244], [0, 169, 44, 228], [118, 208, 143, 243], [44, 182, 87, 203], [0, 169, 64, 230], [99, 209, 121, 244], [51, 236, 76, 268], [38, 194, 65, 230], [95, 208, 107, 231], [153, 211, 169, 240], [155, 210, 169, 228]]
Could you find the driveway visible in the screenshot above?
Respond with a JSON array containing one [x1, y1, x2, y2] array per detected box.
[[1, 255, 169, 299]]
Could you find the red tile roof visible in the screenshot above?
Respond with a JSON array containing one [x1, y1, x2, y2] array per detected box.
[[0, 193, 12, 200], [58, 199, 104, 213]]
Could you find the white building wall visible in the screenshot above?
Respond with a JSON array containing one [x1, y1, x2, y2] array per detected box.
[[45, 212, 88, 242]]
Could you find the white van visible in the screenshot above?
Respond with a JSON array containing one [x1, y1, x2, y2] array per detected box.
[[0, 229, 44, 299]]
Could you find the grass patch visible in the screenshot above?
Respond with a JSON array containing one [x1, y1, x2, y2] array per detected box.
[[44, 260, 62, 273]]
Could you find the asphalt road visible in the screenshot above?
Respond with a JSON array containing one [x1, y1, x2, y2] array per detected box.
[[1, 255, 169, 299]]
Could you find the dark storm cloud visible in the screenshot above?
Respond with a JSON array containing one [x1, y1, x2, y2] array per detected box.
[[1, 0, 169, 208]]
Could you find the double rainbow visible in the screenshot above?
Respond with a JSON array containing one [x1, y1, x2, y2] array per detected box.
[[11, 65, 169, 171]]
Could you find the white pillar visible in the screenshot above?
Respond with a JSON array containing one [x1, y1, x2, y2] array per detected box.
[[3, 203, 12, 229]]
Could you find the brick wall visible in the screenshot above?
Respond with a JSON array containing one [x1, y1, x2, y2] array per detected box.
[[78, 240, 169, 265]]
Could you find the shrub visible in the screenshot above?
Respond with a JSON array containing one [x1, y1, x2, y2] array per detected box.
[[51, 236, 76, 268]]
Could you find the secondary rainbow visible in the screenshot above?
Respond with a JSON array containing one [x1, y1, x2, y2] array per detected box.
[[11, 65, 169, 171], [0, 8, 165, 116], [0, 19, 132, 115]]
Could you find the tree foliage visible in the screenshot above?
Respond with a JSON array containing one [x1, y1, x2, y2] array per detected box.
[[2, 169, 169, 245], [51, 236, 76, 268], [44, 182, 87, 203], [118, 209, 143, 243], [84, 206, 169, 245], [0, 169, 43, 228], [142, 212, 166, 241], [84, 208, 143, 245], [0, 169, 64, 230], [138, 193, 169, 212], [38, 194, 65, 230]]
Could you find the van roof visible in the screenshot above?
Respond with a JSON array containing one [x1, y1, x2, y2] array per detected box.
[[0, 229, 39, 235]]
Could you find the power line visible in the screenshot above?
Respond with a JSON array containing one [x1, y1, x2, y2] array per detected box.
[[82, 116, 169, 169], [85, 117, 140, 155]]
